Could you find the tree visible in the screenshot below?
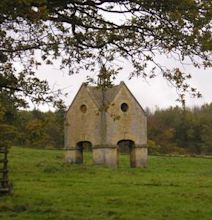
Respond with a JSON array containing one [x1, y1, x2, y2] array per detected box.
[[0, 0, 211, 105], [148, 104, 212, 154], [0, 64, 59, 108], [0, 92, 20, 146], [9, 107, 65, 148]]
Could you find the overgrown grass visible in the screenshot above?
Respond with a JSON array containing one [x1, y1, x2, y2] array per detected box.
[[0, 147, 212, 220]]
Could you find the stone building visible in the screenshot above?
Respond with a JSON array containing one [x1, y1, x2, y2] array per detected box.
[[64, 73, 147, 168]]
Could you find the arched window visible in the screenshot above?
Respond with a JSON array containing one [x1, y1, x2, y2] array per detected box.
[[80, 104, 87, 113]]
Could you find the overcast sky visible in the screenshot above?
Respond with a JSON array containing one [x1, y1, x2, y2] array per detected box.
[[34, 55, 212, 112], [19, 8, 211, 112]]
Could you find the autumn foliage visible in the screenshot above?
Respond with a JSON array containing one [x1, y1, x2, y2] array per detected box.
[[147, 104, 212, 155]]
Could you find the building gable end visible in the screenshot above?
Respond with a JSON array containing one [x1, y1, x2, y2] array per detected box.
[[112, 82, 146, 115], [65, 84, 99, 117]]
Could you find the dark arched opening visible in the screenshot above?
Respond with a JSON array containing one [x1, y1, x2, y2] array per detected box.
[[117, 140, 135, 167], [76, 141, 92, 164]]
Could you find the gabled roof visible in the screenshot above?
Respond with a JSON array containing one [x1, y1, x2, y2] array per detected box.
[[67, 81, 146, 115], [86, 84, 121, 108]]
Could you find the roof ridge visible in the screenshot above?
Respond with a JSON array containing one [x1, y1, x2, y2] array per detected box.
[[86, 84, 122, 107]]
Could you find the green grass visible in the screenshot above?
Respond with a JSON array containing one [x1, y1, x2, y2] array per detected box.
[[0, 147, 212, 220]]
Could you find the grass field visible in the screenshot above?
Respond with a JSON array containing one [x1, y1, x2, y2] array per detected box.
[[0, 147, 212, 220]]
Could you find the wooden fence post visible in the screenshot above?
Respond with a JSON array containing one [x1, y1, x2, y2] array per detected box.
[[0, 145, 11, 195]]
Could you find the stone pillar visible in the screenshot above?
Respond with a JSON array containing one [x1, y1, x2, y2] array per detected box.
[[104, 147, 118, 168], [130, 147, 136, 168], [133, 145, 148, 168], [92, 146, 105, 165], [93, 145, 118, 168]]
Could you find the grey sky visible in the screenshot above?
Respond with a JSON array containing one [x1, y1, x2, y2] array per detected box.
[[35, 56, 212, 112], [15, 7, 211, 111]]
